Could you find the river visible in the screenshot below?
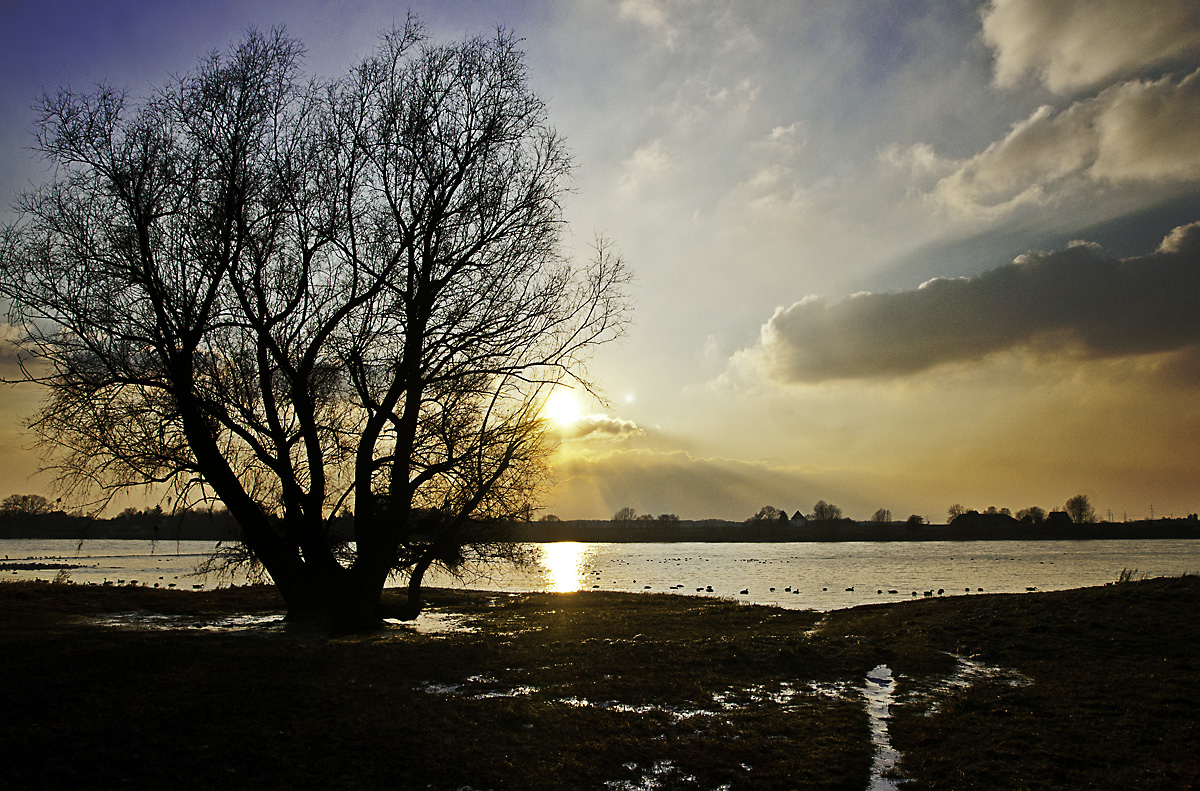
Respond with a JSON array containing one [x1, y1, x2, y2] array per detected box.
[[4, 538, 1198, 610]]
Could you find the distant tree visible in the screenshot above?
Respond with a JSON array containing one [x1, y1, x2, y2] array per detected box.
[[984, 506, 999, 515], [1016, 506, 1046, 524], [748, 505, 786, 523], [870, 508, 892, 523], [538, 514, 561, 522], [811, 500, 843, 522], [947, 503, 967, 520], [906, 514, 926, 527], [636, 513, 655, 521], [612, 507, 639, 526], [656, 514, 680, 523], [1065, 494, 1097, 524], [0, 494, 54, 515]]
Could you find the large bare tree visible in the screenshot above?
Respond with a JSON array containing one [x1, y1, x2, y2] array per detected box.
[[0, 21, 628, 629]]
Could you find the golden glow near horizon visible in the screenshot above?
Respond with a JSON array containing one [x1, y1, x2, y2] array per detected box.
[[539, 541, 588, 592], [544, 388, 585, 430]]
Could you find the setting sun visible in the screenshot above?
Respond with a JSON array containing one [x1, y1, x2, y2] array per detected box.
[[544, 388, 584, 429]]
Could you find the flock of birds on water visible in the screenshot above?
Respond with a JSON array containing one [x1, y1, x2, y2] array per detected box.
[[576, 555, 1045, 597], [8, 551, 1050, 595], [4, 554, 207, 589]]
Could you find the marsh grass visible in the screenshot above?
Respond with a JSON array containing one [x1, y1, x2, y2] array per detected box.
[[2, 576, 1199, 789], [1116, 567, 1139, 584]]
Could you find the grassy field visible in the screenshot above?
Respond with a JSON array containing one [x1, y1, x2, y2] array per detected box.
[[2, 576, 1198, 790]]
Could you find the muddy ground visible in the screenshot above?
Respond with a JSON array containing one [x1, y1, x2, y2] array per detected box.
[[1, 575, 1197, 790]]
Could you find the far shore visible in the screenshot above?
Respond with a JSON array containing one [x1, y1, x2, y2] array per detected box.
[[2, 513, 1198, 543], [514, 517, 1200, 543]]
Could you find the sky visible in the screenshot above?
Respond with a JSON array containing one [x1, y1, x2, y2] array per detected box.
[[1, 0, 1199, 522]]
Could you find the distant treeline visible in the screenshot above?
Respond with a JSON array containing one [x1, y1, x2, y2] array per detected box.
[[0, 508, 245, 541], [2, 511, 1197, 543], [514, 517, 1200, 543]]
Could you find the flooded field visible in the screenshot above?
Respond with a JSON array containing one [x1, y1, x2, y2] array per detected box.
[[4, 538, 1198, 611]]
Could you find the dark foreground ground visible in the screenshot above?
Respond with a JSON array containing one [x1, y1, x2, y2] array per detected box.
[[2, 576, 1198, 790]]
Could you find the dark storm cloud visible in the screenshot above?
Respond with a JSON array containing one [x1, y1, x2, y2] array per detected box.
[[753, 221, 1200, 383]]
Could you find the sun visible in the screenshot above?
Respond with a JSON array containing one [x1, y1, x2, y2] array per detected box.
[[544, 388, 584, 429]]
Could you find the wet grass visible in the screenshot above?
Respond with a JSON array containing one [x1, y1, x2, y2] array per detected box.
[[835, 575, 1200, 790], [2, 576, 1199, 789]]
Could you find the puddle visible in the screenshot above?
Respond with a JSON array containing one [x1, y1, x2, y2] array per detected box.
[[603, 760, 696, 791], [559, 696, 718, 721], [95, 608, 479, 635], [805, 678, 855, 701], [413, 670, 917, 789], [906, 653, 1033, 716], [415, 675, 539, 700], [384, 610, 479, 635], [416, 681, 466, 695], [715, 682, 797, 708], [95, 611, 286, 632], [863, 664, 902, 791]]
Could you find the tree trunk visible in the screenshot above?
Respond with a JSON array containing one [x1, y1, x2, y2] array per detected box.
[[386, 554, 434, 622], [270, 569, 385, 632]]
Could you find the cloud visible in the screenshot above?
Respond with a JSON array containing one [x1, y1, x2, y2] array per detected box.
[[919, 68, 1200, 216], [742, 222, 1200, 383], [615, 0, 759, 56], [617, 139, 674, 194], [561, 414, 644, 442], [619, 0, 677, 49], [550, 447, 869, 521], [981, 0, 1200, 93], [889, 2, 1200, 219]]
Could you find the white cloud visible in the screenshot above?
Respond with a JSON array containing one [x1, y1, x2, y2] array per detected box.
[[616, 0, 759, 56], [879, 142, 954, 181], [760, 121, 806, 152], [982, 0, 1200, 93], [619, 0, 676, 49], [561, 414, 644, 442], [1089, 71, 1200, 181], [923, 69, 1200, 216], [617, 139, 673, 193]]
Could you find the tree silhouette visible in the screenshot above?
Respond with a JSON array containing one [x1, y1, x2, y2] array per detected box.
[[748, 505, 786, 523], [811, 500, 843, 522], [1065, 494, 1097, 524], [1016, 506, 1046, 524], [612, 506, 639, 524], [870, 508, 892, 523], [0, 494, 54, 515], [0, 21, 627, 629]]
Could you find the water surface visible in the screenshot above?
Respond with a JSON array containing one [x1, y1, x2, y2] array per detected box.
[[5, 538, 1196, 610]]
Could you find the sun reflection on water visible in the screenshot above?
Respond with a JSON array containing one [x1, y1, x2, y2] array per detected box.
[[539, 542, 589, 592]]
